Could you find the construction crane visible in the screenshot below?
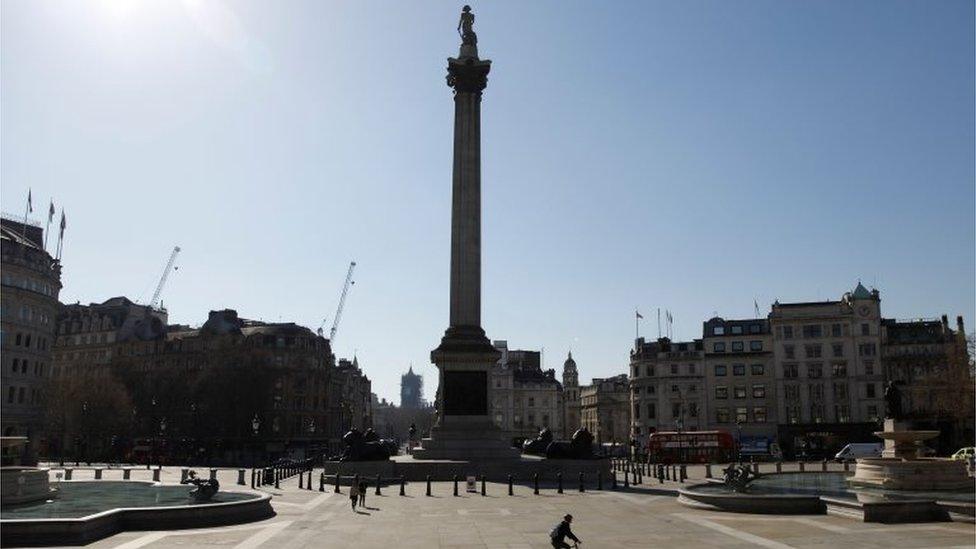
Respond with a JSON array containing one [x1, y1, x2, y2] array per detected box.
[[149, 246, 181, 310], [325, 261, 356, 344]]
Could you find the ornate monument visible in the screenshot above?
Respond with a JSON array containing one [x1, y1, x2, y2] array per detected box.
[[181, 470, 220, 502], [413, 7, 518, 460]]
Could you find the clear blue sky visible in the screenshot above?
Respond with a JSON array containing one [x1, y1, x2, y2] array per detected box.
[[3, 1, 973, 403]]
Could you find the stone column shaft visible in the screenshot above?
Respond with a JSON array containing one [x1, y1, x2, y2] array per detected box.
[[449, 91, 482, 328]]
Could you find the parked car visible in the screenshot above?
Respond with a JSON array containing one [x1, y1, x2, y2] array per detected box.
[[834, 443, 883, 462], [950, 447, 975, 461]]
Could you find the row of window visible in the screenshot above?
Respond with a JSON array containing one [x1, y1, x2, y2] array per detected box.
[[1, 273, 57, 297], [634, 363, 698, 377], [715, 407, 767, 423], [783, 343, 876, 359], [7, 331, 49, 351], [715, 384, 766, 399], [712, 340, 763, 353], [10, 358, 45, 377], [778, 322, 871, 340], [714, 364, 765, 376], [5, 385, 40, 405], [782, 360, 874, 378], [783, 404, 873, 424], [633, 384, 698, 396], [782, 382, 877, 401], [711, 324, 763, 336], [633, 401, 700, 420]]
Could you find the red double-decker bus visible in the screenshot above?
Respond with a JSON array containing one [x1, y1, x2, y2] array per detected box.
[[646, 431, 736, 463]]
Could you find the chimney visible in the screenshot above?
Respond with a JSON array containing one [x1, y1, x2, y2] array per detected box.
[[941, 315, 950, 332], [956, 316, 965, 335]]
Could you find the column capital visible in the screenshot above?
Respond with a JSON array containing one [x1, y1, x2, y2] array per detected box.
[[447, 57, 491, 94]]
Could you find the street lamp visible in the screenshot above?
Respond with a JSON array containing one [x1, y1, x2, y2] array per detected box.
[[735, 418, 743, 464], [81, 401, 90, 466], [252, 414, 261, 436]]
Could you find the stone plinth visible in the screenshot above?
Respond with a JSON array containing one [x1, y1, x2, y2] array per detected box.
[[0, 467, 54, 506], [322, 454, 609, 481]]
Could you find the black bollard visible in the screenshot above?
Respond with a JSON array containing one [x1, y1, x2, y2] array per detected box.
[[453, 475, 459, 497], [636, 466, 642, 484], [579, 472, 585, 492], [299, 472, 304, 489], [400, 477, 406, 496], [508, 474, 514, 496], [611, 471, 617, 490], [597, 470, 603, 490], [334, 474, 341, 493], [533, 473, 539, 495], [275, 473, 280, 489], [375, 474, 382, 496], [481, 475, 486, 496], [250, 469, 255, 489], [624, 469, 629, 488], [319, 472, 325, 492], [307, 470, 313, 491], [426, 475, 432, 497]]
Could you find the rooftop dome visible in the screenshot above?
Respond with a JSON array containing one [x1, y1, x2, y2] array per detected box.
[[563, 351, 577, 370]]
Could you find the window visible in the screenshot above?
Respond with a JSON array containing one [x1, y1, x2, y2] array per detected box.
[[864, 360, 874, 375], [528, 397, 535, 407], [732, 364, 745, 376], [784, 385, 799, 400], [527, 413, 535, 425], [672, 402, 682, 419], [831, 363, 847, 377], [714, 365, 727, 376], [866, 383, 876, 398], [832, 343, 844, 357], [735, 407, 748, 423], [15, 333, 21, 346], [713, 342, 726, 353], [809, 384, 825, 400], [715, 386, 728, 399], [688, 402, 698, 417], [858, 343, 877, 357], [867, 405, 878, 421], [647, 403, 656, 419], [861, 323, 869, 336], [733, 386, 746, 399], [831, 323, 842, 337], [783, 364, 798, 378], [784, 345, 795, 359], [634, 403, 641, 419], [670, 364, 678, 375], [688, 384, 697, 393], [688, 364, 695, 374], [808, 363, 823, 378], [17, 387, 24, 404], [633, 366, 638, 377], [647, 385, 656, 395], [716, 408, 730, 423], [731, 325, 743, 335], [753, 407, 767, 423], [732, 341, 744, 352], [750, 324, 761, 334], [787, 406, 800, 424], [802, 324, 823, 339], [646, 365, 654, 376], [810, 404, 824, 423], [752, 384, 766, 398], [713, 326, 725, 336], [11, 358, 17, 373], [749, 341, 763, 351], [833, 383, 848, 400], [671, 384, 679, 394], [782, 326, 794, 339], [804, 344, 822, 358], [6, 387, 13, 403], [751, 364, 764, 375], [835, 405, 851, 423]]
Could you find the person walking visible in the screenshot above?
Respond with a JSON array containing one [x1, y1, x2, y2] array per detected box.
[[549, 514, 581, 548], [358, 479, 367, 508], [348, 480, 359, 511]]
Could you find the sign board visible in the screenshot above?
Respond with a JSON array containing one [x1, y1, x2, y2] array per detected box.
[[466, 476, 477, 493]]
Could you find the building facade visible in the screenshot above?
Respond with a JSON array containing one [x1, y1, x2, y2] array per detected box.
[[882, 315, 973, 452], [490, 341, 564, 444], [629, 337, 705, 447], [769, 283, 885, 458], [702, 317, 778, 454], [1, 218, 62, 463], [580, 374, 629, 446]]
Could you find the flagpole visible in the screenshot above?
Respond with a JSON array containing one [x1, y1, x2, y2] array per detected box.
[[21, 189, 31, 243], [44, 199, 53, 252], [657, 308, 661, 339]]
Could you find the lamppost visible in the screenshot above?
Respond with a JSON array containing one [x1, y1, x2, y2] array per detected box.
[[189, 403, 197, 467], [251, 414, 261, 467], [149, 396, 158, 469], [735, 418, 743, 464], [159, 417, 168, 466], [307, 418, 316, 461], [81, 401, 90, 466]]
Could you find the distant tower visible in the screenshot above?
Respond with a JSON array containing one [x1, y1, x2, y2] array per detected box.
[[562, 352, 581, 438], [401, 366, 424, 409]]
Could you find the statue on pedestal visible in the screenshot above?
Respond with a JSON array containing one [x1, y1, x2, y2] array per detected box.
[[328, 428, 391, 462], [182, 470, 219, 502], [884, 381, 903, 420], [545, 428, 597, 460], [522, 427, 554, 456], [722, 464, 758, 493], [458, 5, 477, 46]]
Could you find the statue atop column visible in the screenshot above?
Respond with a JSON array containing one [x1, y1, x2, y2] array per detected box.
[[884, 381, 903, 420], [458, 5, 477, 46]]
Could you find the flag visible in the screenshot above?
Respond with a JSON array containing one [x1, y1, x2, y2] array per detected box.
[[636, 310, 643, 319], [60, 211, 66, 234], [48, 201, 55, 222], [27, 189, 32, 213]]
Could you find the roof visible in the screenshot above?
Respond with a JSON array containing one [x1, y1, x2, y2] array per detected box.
[[852, 282, 872, 299]]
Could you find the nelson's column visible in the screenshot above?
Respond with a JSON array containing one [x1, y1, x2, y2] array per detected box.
[[414, 7, 519, 460]]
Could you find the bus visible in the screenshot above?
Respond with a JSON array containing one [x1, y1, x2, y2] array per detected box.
[[646, 431, 736, 463]]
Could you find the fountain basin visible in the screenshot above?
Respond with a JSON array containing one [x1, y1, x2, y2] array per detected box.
[[851, 457, 972, 491], [1, 467, 55, 506], [0, 481, 273, 546]]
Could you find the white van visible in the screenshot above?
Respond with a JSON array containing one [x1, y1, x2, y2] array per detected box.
[[834, 443, 883, 462]]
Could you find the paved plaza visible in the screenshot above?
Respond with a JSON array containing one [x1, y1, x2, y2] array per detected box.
[[29, 465, 976, 549]]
